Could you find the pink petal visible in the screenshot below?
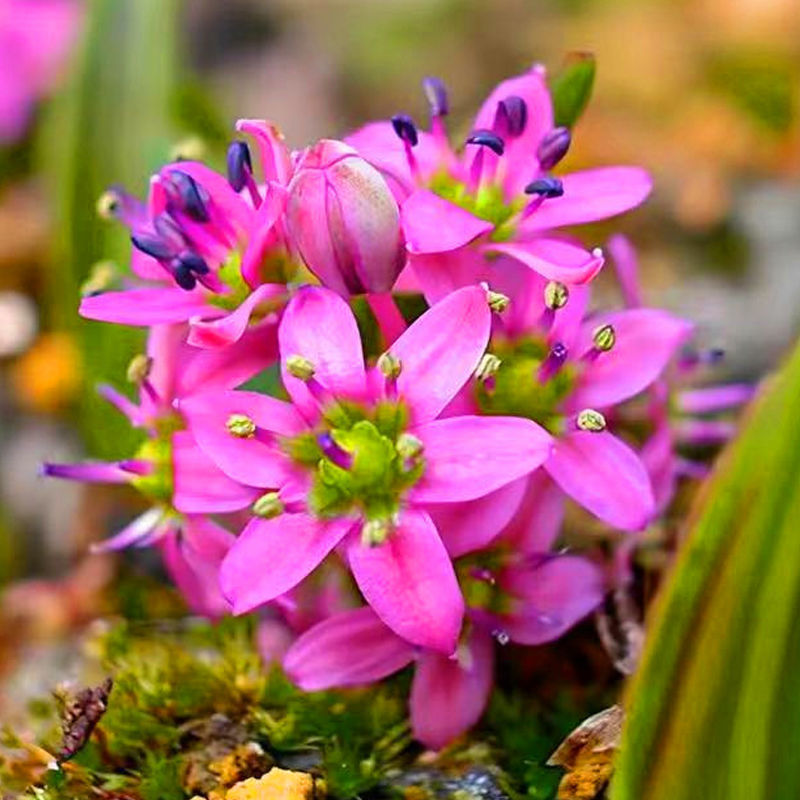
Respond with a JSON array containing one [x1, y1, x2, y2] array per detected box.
[[501, 470, 566, 555], [500, 555, 605, 644], [570, 309, 694, 409], [172, 430, 260, 513], [677, 383, 754, 414], [608, 233, 642, 308], [90, 506, 165, 553], [545, 431, 654, 531], [80, 287, 214, 326], [187, 284, 286, 349], [284, 607, 415, 690], [640, 421, 676, 515], [486, 238, 603, 285], [410, 628, 494, 749], [409, 416, 552, 503], [236, 119, 293, 185], [257, 618, 295, 664], [347, 509, 464, 653], [406, 249, 487, 305], [391, 285, 491, 424], [221, 514, 354, 614], [520, 167, 652, 232], [179, 390, 305, 488], [161, 516, 235, 619], [175, 319, 279, 396], [429, 478, 527, 558], [240, 182, 288, 287], [401, 189, 493, 255], [279, 286, 366, 417]]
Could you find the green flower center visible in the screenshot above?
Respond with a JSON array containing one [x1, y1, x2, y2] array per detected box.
[[208, 251, 297, 312], [428, 170, 523, 242], [130, 436, 174, 505], [456, 550, 513, 616], [475, 337, 575, 434], [283, 401, 425, 527]]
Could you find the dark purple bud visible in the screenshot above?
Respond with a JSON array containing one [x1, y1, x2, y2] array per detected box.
[[422, 76, 449, 117], [537, 127, 571, 170], [466, 129, 505, 156], [525, 177, 564, 198], [131, 233, 173, 260], [391, 114, 418, 147], [164, 170, 210, 222], [227, 140, 253, 192], [172, 262, 197, 291], [496, 96, 527, 138], [176, 251, 209, 275]]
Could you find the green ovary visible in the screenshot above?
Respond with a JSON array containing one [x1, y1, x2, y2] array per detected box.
[[130, 436, 174, 505], [284, 402, 424, 523], [475, 337, 575, 434], [428, 171, 523, 240]]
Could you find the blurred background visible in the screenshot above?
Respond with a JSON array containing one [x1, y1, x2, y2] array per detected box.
[[0, 0, 798, 700]]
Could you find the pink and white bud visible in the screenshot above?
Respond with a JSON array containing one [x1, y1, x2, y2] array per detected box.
[[286, 139, 405, 296]]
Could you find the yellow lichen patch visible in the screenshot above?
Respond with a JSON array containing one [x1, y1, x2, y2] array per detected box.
[[209, 742, 271, 788], [226, 768, 314, 800]]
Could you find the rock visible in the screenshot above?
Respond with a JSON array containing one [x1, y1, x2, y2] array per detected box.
[[225, 767, 315, 800]]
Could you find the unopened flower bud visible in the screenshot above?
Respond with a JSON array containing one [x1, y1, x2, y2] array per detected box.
[[377, 351, 402, 379], [577, 409, 606, 432], [487, 290, 510, 313], [126, 354, 152, 384], [286, 139, 405, 296], [475, 353, 502, 384], [592, 324, 616, 352], [544, 281, 569, 310], [286, 355, 315, 381], [252, 492, 284, 519], [361, 518, 392, 547], [396, 433, 423, 460], [226, 413, 256, 438]]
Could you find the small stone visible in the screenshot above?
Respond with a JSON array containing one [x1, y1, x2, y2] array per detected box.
[[225, 768, 314, 800]]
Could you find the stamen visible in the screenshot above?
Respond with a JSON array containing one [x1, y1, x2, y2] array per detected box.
[[465, 129, 505, 156], [226, 140, 253, 192], [80, 261, 118, 297], [117, 459, 154, 476], [377, 351, 402, 379], [391, 114, 420, 179], [175, 251, 209, 276], [96, 186, 144, 227], [538, 342, 568, 383], [252, 492, 284, 519], [131, 233, 173, 261], [494, 96, 528, 138], [226, 413, 256, 438], [361, 518, 392, 547], [422, 76, 449, 117], [317, 432, 353, 470], [163, 170, 210, 223], [171, 261, 197, 291], [126, 354, 153, 384], [396, 433, 424, 461], [475, 353, 502, 388], [226, 140, 262, 208], [285, 355, 315, 381], [537, 127, 571, 170], [487, 289, 510, 313], [592, 324, 616, 352], [544, 281, 569, 310], [576, 408, 607, 432], [524, 177, 564, 198]]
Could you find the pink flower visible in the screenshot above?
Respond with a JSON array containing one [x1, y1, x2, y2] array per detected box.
[[444, 258, 694, 531], [41, 321, 277, 616], [0, 0, 81, 142], [283, 489, 605, 749], [608, 234, 753, 515], [80, 122, 295, 348], [346, 67, 651, 302], [286, 139, 406, 297], [180, 284, 552, 653]]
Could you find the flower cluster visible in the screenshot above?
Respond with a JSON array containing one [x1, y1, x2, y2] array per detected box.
[[44, 64, 748, 748]]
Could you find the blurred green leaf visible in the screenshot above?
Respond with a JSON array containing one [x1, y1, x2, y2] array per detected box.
[[611, 338, 800, 800], [551, 52, 596, 129], [38, 0, 183, 457]]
